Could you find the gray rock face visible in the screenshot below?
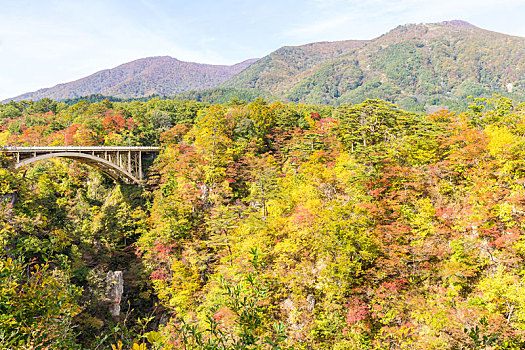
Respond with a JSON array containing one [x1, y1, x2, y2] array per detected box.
[[106, 271, 124, 318], [306, 294, 315, 312]]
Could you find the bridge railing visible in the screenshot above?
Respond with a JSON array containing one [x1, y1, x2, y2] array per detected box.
[[1, 146, 161, 152]]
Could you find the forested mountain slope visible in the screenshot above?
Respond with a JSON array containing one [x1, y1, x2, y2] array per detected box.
[[223, 20, 525, 110], [220, 40, 366, 93], [3, 95, 525, 348], [7, 57, 257, 101]]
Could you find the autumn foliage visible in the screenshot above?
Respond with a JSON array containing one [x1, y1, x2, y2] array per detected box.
[[2, 96, 525, 349]]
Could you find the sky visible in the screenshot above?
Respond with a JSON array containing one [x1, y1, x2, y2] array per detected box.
[[1, 0, 525, 100]]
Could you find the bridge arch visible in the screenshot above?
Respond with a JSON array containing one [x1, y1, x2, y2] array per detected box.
[[15, 152, 142, 184]]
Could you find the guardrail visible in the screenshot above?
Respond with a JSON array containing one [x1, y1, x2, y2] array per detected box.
[[1, 146, 161, 152]]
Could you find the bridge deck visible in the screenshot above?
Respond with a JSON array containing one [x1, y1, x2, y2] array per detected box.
[[2, 146, 161, 152]]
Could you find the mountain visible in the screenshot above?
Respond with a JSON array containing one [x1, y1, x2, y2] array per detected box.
[[7, 56, 257, 102], [8, 20, 525, 111], [221, 40, 366, 93], [222, 20, 525, 111]]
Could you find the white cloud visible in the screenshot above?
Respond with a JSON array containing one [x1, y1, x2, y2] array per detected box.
[[282, 0, 525, 43], [284, 13, 358, 39]]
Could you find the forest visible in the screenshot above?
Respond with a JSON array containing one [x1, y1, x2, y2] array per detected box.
[[2, 95, 525, 349]]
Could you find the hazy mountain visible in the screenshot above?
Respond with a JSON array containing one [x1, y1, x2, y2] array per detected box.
[[223, 20, 525, 111], [7, 56, 257, 102]]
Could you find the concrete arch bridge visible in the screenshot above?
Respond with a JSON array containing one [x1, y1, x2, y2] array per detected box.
[[1, 146, 160, 185]]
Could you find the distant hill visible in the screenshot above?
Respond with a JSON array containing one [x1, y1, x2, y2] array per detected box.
[[221, 40, 366, 93], [172, 88, 275, 105], [60, 89, 275, 106], [222, 20, 525, 111], [7, 20, 525, 111], [7, 57, 257, 102]]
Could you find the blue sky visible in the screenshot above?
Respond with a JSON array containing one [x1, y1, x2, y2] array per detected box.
[[1, 0, 524, 99]]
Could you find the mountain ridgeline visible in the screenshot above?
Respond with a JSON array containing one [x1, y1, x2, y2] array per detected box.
[[6, 20, 525, 111], [222, 20, 525, 111], [10, 57, 258, 101]]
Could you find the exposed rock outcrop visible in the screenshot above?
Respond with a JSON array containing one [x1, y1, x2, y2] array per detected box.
[[106, 271, 124, 319]]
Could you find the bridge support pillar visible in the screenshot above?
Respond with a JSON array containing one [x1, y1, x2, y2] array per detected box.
[[139, 152, 143, 181], [128, 151, 131, 173]]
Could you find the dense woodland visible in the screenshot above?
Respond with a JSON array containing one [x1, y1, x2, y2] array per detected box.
[[2, 95, 525, 349]]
